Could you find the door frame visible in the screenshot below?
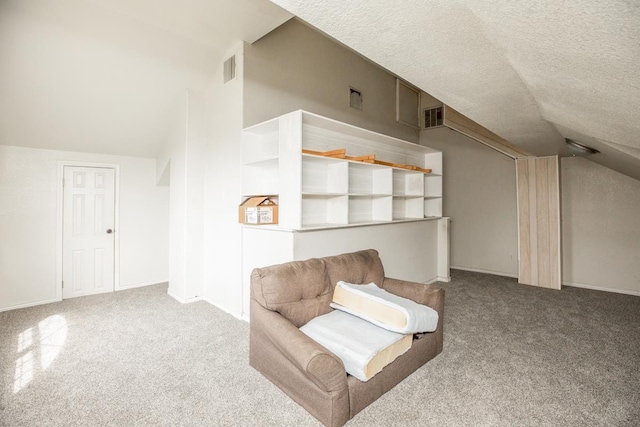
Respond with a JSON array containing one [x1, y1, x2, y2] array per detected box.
[[56, 161, 120, 301]]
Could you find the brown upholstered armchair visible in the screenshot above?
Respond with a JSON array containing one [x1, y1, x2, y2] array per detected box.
[[249, 249, 444, 427]]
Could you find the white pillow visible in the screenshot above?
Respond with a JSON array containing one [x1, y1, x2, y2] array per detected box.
[[330, 281, 439, 334], [300, 310, 412, 382]]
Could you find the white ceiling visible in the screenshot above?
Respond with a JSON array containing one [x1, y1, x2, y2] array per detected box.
[[0, 0, 291, 158], [270, 0, 640, 180], [2, 0, 638, 180]]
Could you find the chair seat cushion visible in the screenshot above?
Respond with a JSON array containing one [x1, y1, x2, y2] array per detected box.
[[300, 310, 412, 382], [330, 281, 439, 334]]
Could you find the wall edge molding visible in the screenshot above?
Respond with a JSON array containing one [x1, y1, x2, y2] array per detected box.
[[562, 281, 640, 296], [451, 266, 518, 279]]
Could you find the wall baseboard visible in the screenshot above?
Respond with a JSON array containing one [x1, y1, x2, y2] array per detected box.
[[563, 281, 640, 296], [1, 280, 170, 312], [450, 268, 639, 296], [0, 297, 62, 313], [451, 266, 518, 279], [167, 289, 202, 304], [117, 279, 168, 291], [201, 296, 244, 321], [423, 276, 440, 285]]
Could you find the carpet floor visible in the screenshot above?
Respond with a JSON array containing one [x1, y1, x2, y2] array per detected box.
[[1, 270, 638, 426]]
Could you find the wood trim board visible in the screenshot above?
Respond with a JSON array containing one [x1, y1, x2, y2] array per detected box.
[[442, 105, 534, 159]]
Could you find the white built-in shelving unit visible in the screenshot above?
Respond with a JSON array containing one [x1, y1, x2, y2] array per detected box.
[[241, 110, 443, 230]]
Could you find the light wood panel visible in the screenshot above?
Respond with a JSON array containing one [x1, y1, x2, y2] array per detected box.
[[516, 156, 561, 289], [517, 159, 532, 284]]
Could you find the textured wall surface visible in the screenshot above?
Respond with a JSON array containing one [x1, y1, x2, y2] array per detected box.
[[244, 19, 419, 142], [562, 157, 640, 295], [422, 127, 519, 277]]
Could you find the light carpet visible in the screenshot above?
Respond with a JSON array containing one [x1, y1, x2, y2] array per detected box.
[[1, 270, 638, 426]]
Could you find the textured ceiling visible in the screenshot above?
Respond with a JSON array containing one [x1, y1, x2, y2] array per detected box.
[[270, 0, 640, 180], [2, 0, 638, 179], [0, 0, 291, 157]]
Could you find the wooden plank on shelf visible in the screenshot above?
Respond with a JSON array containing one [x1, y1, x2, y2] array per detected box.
[[344, 154, 375, 161], [372, 160, 432, 173], [302, 148, 346, 158], [301, 149, 432, 173], [405, 165, 433, 174], [372, 159, 400, 167]]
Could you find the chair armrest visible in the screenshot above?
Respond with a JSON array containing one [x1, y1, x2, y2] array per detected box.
[[251, 302, 347, 393], [382, 277, 444, 314]]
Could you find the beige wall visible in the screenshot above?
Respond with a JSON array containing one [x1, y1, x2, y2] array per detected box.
[[420, 127, 519, 277], [419, 126, 640, 295], [561, 157, 640, 295], [243, 19, 419, 143]]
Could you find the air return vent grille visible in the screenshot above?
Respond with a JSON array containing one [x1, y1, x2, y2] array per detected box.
[[223, 55, 236, 83], [349, 87, 363, 110], [423, 106, 444, 129]]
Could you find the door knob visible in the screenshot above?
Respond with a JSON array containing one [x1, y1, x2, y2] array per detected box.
[[106, 229, 113, 234]]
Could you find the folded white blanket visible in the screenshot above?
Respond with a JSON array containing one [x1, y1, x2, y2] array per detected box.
[[330, 281, 439, 334], [300, 310, 411, 382]]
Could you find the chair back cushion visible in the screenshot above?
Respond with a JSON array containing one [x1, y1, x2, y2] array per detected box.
[[250, 249, 385, 327], [324, 249, 385, 289], [251, 258, 332, 327]]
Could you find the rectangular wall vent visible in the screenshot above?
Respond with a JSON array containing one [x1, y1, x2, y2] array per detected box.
[[349, 87, 363, 110], [223, 55, 236, 84], [423, 106, 444, 129]]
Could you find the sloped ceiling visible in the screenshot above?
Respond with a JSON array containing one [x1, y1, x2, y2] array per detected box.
[[270, 0, 640, 180], [0, 0, 291, 158]]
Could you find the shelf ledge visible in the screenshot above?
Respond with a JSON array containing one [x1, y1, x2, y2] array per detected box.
[[241, 217, 443, 232]]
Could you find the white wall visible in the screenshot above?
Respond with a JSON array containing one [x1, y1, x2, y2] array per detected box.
[[185, 93, 206, 301], [0, 0, 214, 158], [0, 145, 169, 311], [201, 44, 245, 318], [244, 19, 419, 143], [158, 91, 205, 303], [561, 157, 640, 295], [293, 222, 440, 283], [420, 127, 519, 277]]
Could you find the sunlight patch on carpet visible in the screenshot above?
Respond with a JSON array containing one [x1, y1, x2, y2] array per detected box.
[[13, 315, 67, 393]]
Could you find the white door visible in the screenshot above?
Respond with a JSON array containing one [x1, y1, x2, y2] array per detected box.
[[62, 166, 116, 299]]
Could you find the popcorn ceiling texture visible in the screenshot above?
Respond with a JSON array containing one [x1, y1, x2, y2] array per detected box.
[[271, 0, 640, 179]]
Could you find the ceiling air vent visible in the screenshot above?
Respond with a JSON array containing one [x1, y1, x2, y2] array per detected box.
[[423, 106, 444, 129], [223, 55, 236, 84]]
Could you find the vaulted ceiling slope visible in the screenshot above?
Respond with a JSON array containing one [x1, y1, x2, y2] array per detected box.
[[270, 0, 640, 180], [0, 0, 291, 158]]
